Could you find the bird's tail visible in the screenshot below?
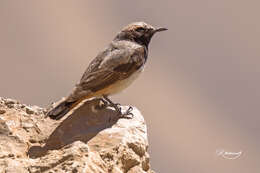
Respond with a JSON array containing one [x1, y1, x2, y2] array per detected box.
[[47, 99, 76, 120]]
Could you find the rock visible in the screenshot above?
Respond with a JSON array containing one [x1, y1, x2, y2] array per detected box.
[[0, 118, 11, 135], [4, 98, 16, 105], [25, 107, 34, 114], [0, 109, 6, 114], [0, 97, 154, 173]]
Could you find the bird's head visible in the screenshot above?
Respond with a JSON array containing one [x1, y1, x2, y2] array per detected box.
[[114, 22, 167, 47]]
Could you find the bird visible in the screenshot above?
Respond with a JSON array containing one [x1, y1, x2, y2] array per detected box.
[[47, 22, 167, 120]]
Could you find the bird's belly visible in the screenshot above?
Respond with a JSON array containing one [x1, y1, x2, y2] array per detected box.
[[103, 67, 144, 95]]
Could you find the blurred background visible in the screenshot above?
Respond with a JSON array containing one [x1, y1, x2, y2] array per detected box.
[[0, 1, 259, 172]]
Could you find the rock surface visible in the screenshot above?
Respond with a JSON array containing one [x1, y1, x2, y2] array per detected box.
[[0, 97, 154, 173]]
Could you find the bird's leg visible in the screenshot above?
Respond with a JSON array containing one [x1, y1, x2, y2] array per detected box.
[[95, 98, 109, 110], [102, 95, 133, 119], [102, 95, 122, 113]]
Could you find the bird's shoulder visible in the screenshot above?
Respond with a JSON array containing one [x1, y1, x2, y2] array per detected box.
[[100, 41, 145, 66], [79, 41, 146, 83], [87, 41, 145, 71], [110, 40, 144, 51]]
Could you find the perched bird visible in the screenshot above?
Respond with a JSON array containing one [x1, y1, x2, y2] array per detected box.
[[47, 22, 167, 120]]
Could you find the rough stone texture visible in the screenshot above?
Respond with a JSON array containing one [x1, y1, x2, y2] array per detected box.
[[0, 97, 154, 173]]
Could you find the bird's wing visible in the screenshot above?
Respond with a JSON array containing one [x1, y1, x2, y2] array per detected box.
[[66, 44, 146, 102], [80, 45, 146, 92]]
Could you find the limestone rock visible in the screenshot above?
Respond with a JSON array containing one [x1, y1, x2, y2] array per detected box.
[[0, 97, 154, 173]]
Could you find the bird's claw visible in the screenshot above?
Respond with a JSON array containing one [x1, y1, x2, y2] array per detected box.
[[102, 95, 133, 120], [118, 106, 134, 119]]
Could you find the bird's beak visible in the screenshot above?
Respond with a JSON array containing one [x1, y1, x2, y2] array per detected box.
[[154, 27, 168, 33]]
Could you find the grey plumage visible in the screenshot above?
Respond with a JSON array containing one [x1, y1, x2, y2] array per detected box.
[[47, 22, 167, 120]]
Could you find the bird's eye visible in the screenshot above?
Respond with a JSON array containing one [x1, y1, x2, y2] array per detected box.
[[136, 27, 145, 32]]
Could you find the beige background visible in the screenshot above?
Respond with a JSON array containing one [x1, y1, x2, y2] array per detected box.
[[1, 1, 259, 172]]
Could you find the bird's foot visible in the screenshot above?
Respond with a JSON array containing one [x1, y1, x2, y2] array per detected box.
[[102, 95, 134, 119], [118, 106, 134, 119]]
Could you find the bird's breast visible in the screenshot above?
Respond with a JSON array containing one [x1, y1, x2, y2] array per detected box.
[[103, 66, 144, 96]]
